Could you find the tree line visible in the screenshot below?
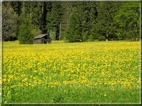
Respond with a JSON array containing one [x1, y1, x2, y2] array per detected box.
[[2, 1, 140, 43]]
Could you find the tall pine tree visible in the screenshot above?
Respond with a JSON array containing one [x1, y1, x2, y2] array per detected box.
[[18, 3, 34, 44], [65, 7, 82, 42], [50, 2, 63, 40]]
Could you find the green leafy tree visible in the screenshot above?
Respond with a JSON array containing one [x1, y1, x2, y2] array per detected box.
[[21, 2, 46, 34], [20, 2, 42, 37], [10, 1, 22, 16], [10, 2, 22, 39], [94, 2, 122, 41], [80, 2, 98, 41], [49, 2, 63, 40], [59, 2, 73, 40], [114, 2, 140, 41], [26, 2, 41, 29], [65, 2, 98, 42], [39, 2, 48, 33], [2, 2, 18, 41]]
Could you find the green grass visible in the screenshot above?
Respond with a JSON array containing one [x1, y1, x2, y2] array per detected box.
[[3, 85, 140, 103], [2, 41, 141, 104]]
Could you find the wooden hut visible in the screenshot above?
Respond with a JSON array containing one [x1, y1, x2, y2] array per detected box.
[[34, 34, 52, 44]]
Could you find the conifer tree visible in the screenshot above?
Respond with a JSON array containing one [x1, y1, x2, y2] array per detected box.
[[94, 2, 122, 41], [50, 2, 63, 40], [65, 7, 82, 42], [59, 2, 73, 40], [18, 4, 34, 44]]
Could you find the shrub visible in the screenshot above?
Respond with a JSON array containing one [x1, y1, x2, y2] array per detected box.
[[98, 36, 106, 41]]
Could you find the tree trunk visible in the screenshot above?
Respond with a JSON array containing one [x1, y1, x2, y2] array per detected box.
[[59, 22, 61, 39], [41, 2, 47, 33], [55, 25, 60, 40]]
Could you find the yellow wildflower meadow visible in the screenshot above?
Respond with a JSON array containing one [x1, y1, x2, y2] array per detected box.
[[2, 41, 141, 103]]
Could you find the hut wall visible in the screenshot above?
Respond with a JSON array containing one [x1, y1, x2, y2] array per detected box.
[[34, 38, 42, 44]]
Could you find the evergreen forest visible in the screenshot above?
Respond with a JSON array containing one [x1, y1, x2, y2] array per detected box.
[[2, 1, 141, 43]]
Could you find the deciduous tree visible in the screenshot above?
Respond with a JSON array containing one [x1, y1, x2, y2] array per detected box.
[[114, 2, 140, 41], [2, 2, 18, 41]]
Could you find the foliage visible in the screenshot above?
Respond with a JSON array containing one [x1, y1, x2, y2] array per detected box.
[[18, 15, 34, 44], [114, 2, 140, 41], [49, 2, 63, 40], [31, 28, 42, 37], [94, 2, 123, 41], [3, 41, 140, 103], [98, 36, 106, 41], [59, 2, 73, 40], [2, 1, 141, 42], [65, 7, 82, 42], [2, 3, 18, 41], [10, 1, 22, 16]]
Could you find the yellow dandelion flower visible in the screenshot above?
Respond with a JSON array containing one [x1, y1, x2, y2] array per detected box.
[[104, 93, 107, 97]]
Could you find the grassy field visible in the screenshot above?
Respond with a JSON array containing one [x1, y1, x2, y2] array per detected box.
[[3, 41, 141, 103]]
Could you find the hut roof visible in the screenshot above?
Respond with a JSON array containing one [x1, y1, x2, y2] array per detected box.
[[34, 34, 48, 39]]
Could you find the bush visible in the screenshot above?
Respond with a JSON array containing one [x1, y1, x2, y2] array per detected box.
[[88, 35, 94, 42], [98, 36, 106, 41], [82, 33, 88, 42]]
